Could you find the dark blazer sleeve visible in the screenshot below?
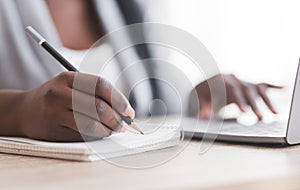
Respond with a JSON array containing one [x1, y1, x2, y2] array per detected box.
[[115, 0, 152, 59], [116, 0, 159, 98]]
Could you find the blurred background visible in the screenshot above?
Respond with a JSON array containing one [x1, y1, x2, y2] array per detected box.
[[139, 0, 300, 123]]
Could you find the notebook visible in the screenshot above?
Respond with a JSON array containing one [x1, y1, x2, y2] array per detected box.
[[0, 122, 182, 161]]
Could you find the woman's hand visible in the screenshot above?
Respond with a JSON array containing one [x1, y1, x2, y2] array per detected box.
[[195, 74, 283, 120], [18, 72, 134, 142]]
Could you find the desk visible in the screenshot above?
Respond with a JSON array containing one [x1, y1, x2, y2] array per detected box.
[[1, 140, 300, 190]]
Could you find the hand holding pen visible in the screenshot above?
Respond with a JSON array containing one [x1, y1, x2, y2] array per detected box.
[[20, 26, 143, 142]]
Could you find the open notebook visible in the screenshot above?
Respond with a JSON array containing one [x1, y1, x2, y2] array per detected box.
[[0, 123, 181, 162]]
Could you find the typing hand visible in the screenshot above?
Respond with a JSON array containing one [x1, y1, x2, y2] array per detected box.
[[19, 72, 134, 142], [195, 74, 283, 120]]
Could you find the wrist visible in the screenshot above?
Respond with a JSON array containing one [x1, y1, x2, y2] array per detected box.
[[0, 90, 28, 137], [14, 90, 31, 136]]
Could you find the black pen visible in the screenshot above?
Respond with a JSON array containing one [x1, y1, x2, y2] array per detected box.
[[25, 26, 143, 135]]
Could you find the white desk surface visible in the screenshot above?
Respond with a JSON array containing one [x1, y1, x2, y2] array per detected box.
[[1, 139, 300, 190]]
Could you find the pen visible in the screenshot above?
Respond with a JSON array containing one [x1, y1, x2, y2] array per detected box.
[[25, 26, 144, 135]]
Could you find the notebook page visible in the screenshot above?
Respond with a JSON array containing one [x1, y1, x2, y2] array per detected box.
[[0, 122, 182, 161]]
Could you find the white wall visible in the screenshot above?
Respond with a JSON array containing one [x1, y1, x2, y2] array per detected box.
[[144, 0, 300, 84], [142, 0, 300, 120]]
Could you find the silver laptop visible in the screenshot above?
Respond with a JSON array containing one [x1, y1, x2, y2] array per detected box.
[[182, 61, 300, 145]]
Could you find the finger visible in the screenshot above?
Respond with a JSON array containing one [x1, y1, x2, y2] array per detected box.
[[70, 89, 124, 132], [230, 86, 248, 112], [60, 110, 113, 138], [224, 75, 247, 112], [199, 104, 212, 119], [242, 85, 263, 120], [257, 85, 277, 114], [263, 83, 284, 89], [70, 73, 135, 119]]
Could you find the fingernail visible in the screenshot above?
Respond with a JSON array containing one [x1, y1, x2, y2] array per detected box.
[[120, 127, 127, 133], [125, 104, 135, 119], [271, 108, 277, 114], [257, 112, 263, 120], [241, 105, 247, 112]]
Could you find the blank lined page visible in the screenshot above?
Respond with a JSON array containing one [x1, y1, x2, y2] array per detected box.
[[0, 122, 181, 161]]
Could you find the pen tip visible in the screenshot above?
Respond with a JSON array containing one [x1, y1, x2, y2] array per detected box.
[[140, 131, 144, 135]]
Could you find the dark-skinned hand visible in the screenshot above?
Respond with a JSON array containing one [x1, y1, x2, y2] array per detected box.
[[195, 74, 283, 120], [18, 72, 135, 142]]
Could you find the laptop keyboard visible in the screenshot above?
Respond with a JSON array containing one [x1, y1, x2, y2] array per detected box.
[[220, 122, 286, 136], [187, 119, 287, 137], [143, 117, 288, 138]]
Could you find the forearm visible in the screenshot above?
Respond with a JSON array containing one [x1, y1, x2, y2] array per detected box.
[[0, 90, 26, 136]]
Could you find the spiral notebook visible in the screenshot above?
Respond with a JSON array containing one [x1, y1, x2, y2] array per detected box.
[[0, 123, 181, 161]]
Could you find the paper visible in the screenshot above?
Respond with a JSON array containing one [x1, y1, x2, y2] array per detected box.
[[0, 122, 181, 161]]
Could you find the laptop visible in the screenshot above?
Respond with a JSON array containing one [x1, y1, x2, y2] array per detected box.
[[181, 60, 300, 145]]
